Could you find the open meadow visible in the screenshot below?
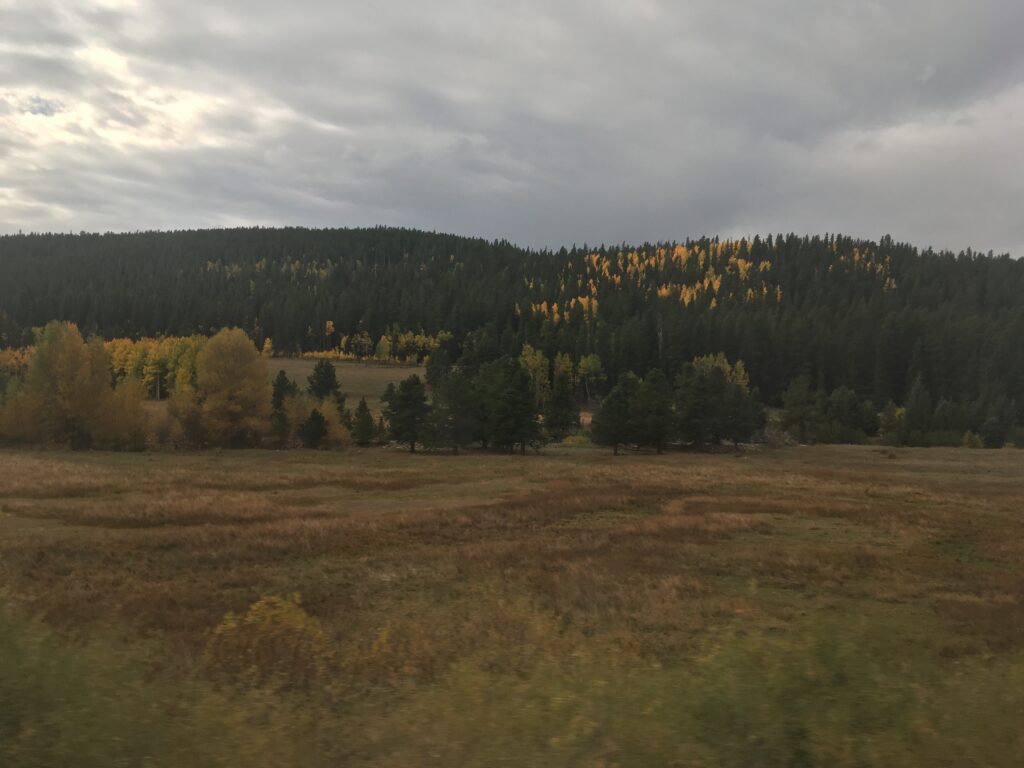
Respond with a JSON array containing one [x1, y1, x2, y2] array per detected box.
[[2, 444, 1023, 766], [269, 358, 425, 412]]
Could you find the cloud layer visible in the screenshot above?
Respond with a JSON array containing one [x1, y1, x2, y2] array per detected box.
[[2, 0, 1022, 254]]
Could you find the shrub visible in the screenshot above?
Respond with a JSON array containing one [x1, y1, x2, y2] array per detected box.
[[561, 433, 592, 447], [203, 594, 333, 689], [962, 431, 983, 449]]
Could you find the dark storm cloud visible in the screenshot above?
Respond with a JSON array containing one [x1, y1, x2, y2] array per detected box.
[[1, 0, 1022, 255]]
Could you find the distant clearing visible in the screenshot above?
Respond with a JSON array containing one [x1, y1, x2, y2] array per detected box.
[[268, 358, 424, 411]]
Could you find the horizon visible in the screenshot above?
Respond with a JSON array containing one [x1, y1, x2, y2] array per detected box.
[[0, 224, 1015, 259]]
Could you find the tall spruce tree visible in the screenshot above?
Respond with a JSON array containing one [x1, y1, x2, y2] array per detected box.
[[591, 372, 639, 454], [270, 369, 299, 446], [631, 369, 673, 453], [383, 374, 429, 452], [490, 358, 540, 453], [307, 359, 347, 417], [352, 396, 375, 446], [904, 374, 933, 444], [544, 367, 579, 440], [424, 368, 477, 453]]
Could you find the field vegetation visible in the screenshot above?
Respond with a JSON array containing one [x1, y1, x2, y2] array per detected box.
[[2, 445, 1022, 766]]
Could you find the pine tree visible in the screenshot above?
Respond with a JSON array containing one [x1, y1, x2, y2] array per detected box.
[[272, 369, 298, 411], [904, 374, 932, 444], [270, 369, 298, 446], [424, 368, 477, 452], [591, 372, 639, 454], [307, 360, 340, 400], [352, 397, 375, 447], [384, 374, 429, 452], [782, 375, 825, 443], [298, 408, 328, 448], [489, 358, 540, 453], [544, 367, 579, 440], [676, 364, 727, 449], [722, 382, 758, 449], [631, 369, 673, 453]]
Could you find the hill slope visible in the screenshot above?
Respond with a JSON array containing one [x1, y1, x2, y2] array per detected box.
[[2, 227, 1022, 404]]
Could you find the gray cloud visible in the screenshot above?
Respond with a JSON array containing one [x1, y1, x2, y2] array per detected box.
[[0, 0, 1022, 255]]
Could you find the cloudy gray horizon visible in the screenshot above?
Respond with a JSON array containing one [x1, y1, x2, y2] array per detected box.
[[2, 1, 1023, 255]]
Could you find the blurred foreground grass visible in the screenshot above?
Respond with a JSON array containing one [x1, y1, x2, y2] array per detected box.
[[2, 445, 1023, 765], [4, 604, 1022, 767]]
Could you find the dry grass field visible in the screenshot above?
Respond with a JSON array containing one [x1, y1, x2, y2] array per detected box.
[[2, 444, 1023, 766], [268, 358, 425, 411]]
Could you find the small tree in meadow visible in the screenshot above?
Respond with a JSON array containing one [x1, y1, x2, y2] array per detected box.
[[383, 374, 430, 452], [352, 397, 375, 446]]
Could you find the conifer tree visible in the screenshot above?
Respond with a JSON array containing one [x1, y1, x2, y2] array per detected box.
[[544, 367, 579, 440], [270, 369, 298, 446], [490, 358, 540, 453], [383, 374, 430, 452], [307, 360, 340, 400], [631, 369, 673, 453], [307, 359, 346, 416], [298, 408, 328, 448], [272, 369, 298, 411], [904, 374, 932, 444], [783, 375, 825, 443], [591, 372, 639, 454], [424, 368, 477, 453], [352, 397, 375, 446]]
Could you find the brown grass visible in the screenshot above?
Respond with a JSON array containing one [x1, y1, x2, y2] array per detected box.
[[2, 444, 1023, 763], [3, 446, 1022, 660]]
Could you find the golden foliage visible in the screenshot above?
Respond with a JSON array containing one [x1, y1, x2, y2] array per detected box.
[[169, 328, 271, 447], [283, 393, 351, 449], [203, 594, 332, 688], [0, 321, 148, 449]]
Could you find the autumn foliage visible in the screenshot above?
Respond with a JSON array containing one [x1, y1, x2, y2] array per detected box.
[[0, 321, 147, 449], [203, 594, 333, 689]]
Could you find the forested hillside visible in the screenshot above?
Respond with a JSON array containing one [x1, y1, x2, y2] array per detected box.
[[2, 227, 1022, 406]]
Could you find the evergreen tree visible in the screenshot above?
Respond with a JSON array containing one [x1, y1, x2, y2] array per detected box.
[[904, 374, 933, 444], [383, 374, 429, 452], [272, 369, 298, 411], [307, 360, 340, 401], [592, 372, 639, 454], [425, 346, 452, 388], [489, 358, 540, 453], [544, 367, 579, 440], [631, 369, 673, 453], [782, 375, 825, 443], [298, 408, 328, 448], [270, 369, 298, 447], [424, 368, 477, 453], [352, 397, 375, 447], [676, 364, 728, 449], [722, 382, 760, 449]]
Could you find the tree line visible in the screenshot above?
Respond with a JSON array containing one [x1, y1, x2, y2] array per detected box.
[[3, 228, 1023, 416], [2, 321, 1021, 452]]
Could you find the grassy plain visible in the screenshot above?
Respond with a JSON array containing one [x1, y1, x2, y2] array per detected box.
[[268, 358, 424, 411], [1, 445, 1023, 766]]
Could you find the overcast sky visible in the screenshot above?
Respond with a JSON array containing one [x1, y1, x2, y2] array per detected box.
[[1, 1, 1022, 254]]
